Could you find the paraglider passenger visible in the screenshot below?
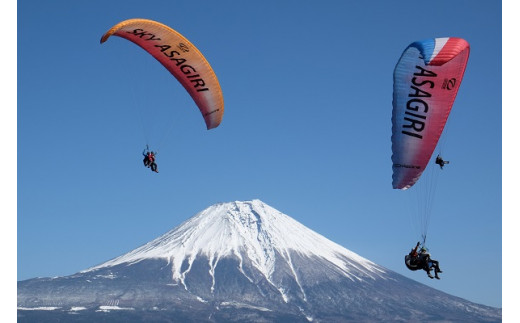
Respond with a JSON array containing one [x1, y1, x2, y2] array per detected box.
[[435, 155, 449, 170], [419, 246, 442, 279], [150, 157, 158, 173]]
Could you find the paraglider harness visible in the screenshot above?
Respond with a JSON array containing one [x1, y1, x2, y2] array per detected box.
[[404, 241, 431, 271]]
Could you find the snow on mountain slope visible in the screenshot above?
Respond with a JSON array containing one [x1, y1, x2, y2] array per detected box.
[[85, 200, 386, 288]]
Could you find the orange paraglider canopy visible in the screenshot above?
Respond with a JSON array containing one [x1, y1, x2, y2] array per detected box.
[[101, 18, 224, 130]]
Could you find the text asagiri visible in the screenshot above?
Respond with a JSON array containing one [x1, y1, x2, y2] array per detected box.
[[401, 65, 437, 140], [127, 28, 210, 93]]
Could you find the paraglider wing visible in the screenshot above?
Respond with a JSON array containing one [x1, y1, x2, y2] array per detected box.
[[100, 18, 224, 130], [391, 37, 469, 189]]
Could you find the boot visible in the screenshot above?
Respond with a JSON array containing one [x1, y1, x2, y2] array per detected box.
[[427, 273, 434, 279]]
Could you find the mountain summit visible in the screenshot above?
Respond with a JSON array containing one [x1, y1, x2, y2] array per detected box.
[[18, 200, 501, 322], [88, 200, 386, 292]]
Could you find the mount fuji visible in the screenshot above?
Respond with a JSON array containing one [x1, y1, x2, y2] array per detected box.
[[18, 200, 501, 322]]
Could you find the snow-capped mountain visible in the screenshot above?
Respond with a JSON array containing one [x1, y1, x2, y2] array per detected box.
[[18, 200, 501, 322], [88, 200, 387, 294]]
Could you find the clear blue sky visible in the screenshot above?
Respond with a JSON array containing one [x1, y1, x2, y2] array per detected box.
[[10, 0, 507, 313]]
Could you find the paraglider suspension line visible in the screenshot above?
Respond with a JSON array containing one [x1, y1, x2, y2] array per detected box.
[[421, 234, 427, 247]]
